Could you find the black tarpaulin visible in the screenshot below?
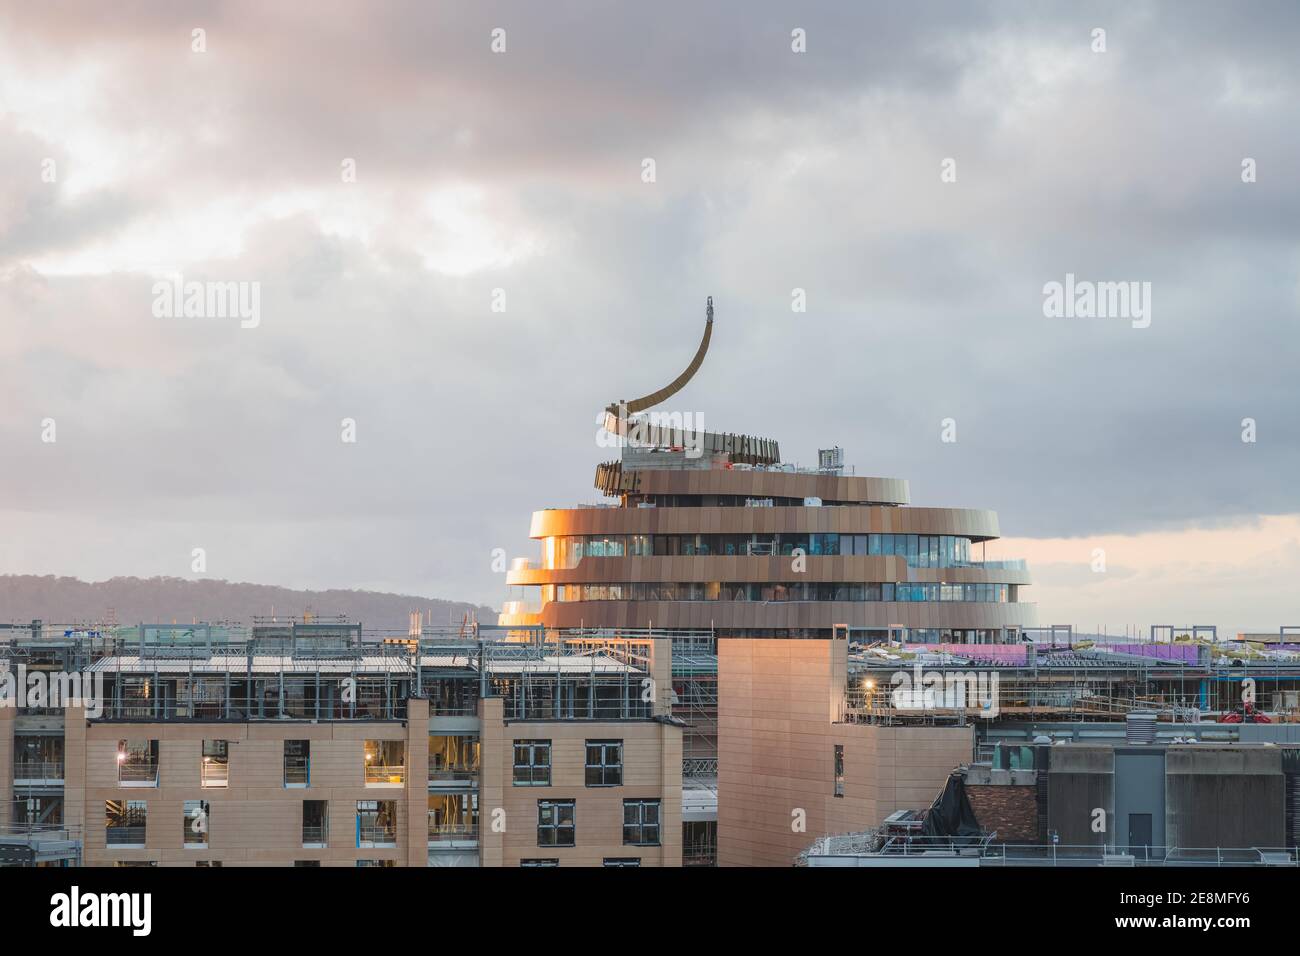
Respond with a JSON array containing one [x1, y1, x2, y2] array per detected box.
[[920, 772, 982, 844]]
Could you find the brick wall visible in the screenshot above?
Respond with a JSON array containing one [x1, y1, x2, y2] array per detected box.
[[965, 783, 1039, 844]]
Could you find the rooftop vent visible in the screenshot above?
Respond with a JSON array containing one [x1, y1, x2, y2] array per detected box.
[[1126, 712, 1158, 744]]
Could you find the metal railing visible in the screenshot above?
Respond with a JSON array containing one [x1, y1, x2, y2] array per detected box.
[[427, 821, 478, 841], [357, 825, 397, 846], [803, 834, 1300, 867], [364, 764, 406, 785], [428, 765, 479, 783], [301, 825, 327, 845], [683, 757, 718, 776], [13, 761, 64, 781], [200, 762, 229, 787], [117, 764, 158, 786], [284, 758, 310, 786]]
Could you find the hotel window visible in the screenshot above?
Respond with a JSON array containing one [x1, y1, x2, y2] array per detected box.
[[603, 858, 641, 867], [183, 799, 209, 847], [117, 739, 159, 787], [513, 740, 551, 786], [356, 800, 397, 847], [521, 858, 559, 867], [537, 800, 576, 847], [356, 859, 396, 868], [585, 740, 623, 787], [201, 740, 229, 788], [106, 799, 147, 847], [364, 740, 406, 785], [623, 799, 661, 846], [833, 745, 845, 797], [284, 740, 310, 787], [303, 800, 328, 847]]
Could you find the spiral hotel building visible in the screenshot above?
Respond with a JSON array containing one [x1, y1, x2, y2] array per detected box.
[[502, 299, 1037, 864]]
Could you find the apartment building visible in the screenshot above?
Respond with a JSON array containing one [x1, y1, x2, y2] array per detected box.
[[1, 621, 682, 867]]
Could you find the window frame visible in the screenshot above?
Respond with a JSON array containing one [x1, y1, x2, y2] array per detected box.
[[512, 740, 552, 787], [584, 739, 624, 787], [536, 799, 576, 847]]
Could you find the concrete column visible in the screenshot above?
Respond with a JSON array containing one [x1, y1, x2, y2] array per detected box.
[[405, 698, 429, 867], [0, 704, 13, 830], [63, 704, 87, 847], [478, 697, 504, 867]]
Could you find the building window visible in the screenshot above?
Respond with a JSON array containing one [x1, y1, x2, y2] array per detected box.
[[428, 734, 480, 782], [195, 861, 222, 867], [117, 739, 159, 787], [513, 740, 551, 786], [623, 799, 660, 846], [201, 740, 229, 788], [537, 800, 575, 847], [106, 799, 147, 847], [364, 740, 406, 785], [834, 745, 845, 798], [14, 734, 64, 783], [294, 861, 321, 867], [428, 792, 478, 841], [603, 858, 641, 867], [521, 858, 559, 868], [183, 799, 210, 847], [284, 740, 310, 787], [303, 800, 328, 847], [585, 740, 623, 787], [356, 800, 397, 847], [356, 859, 396, 868]]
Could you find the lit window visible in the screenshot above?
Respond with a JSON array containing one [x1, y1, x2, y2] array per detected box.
[[201, 740, 229, 788]]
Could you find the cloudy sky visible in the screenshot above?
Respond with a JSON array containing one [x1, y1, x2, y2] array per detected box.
[[2, 1, 1298, 634]]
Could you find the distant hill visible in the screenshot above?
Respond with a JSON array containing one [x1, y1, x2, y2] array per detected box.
[[0, 575, 496, 634]]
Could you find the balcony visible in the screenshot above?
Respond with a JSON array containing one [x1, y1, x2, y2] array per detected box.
[[105, 827, 146, 848], [13, 761, 64, 785], [301, 825, 327, 848], [364, 764, 406, 787]]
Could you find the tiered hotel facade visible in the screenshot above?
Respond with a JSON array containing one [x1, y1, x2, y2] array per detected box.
[[501, 298, 1036, 863], [504, 298, 1034, 643]]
